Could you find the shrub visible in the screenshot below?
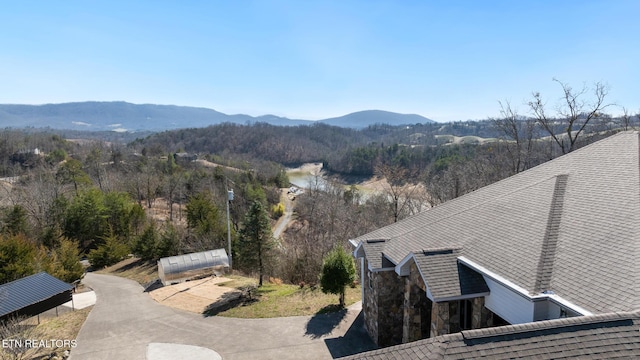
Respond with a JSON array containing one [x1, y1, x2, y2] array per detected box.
[[319, 246, 356, 307], [271, 203, 285, 219], [88, 233, 129, 269]]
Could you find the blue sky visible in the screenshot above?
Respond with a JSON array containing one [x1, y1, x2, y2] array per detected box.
[[1, 1, 638, 122]]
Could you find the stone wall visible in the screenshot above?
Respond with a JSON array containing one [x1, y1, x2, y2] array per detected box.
[[478, 297, 495, 328], [431, 302, 449, 337], [449, 300, 461, 334], [376, 269, 404, 346], [431, 297, 496, 337], [361, 259, 404, 347], [402, 262, 432, 343], [362, 259, 378, 344], [362, 258, 499, 347]]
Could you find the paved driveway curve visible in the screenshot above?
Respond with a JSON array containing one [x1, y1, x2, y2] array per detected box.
[[70, 273, 374, 360]]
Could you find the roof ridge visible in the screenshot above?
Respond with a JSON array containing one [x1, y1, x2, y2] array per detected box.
[[533, 174, 568, 294], [461, 311, 634, 340], [415, 246, 463, 255]]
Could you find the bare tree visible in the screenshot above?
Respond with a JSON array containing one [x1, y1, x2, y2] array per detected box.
[[374, 163, 422, 222], [620, 107, 638, 131], [528, 79, 611, 154], [491, 100, 539, 173]]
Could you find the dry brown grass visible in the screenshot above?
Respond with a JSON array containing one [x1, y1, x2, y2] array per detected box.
[[37, 306, 93, 345], [0, 306, 94, 360], [96, 257, 158, 285]]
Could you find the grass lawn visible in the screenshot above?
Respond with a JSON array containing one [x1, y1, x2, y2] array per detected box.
[[217, 277, 361, 318]]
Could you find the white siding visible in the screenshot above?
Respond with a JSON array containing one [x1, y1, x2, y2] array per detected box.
[[533, 299, 549, 321], [483, 277, 534, 324], [546, 300, 562, 319], [535, 298, 581, 320]]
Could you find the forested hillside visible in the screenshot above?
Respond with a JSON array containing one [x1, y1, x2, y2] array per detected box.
[[0, 102, 635, 287]]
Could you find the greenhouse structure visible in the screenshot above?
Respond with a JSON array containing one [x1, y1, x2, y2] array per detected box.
[[158, 249, 229, 286]]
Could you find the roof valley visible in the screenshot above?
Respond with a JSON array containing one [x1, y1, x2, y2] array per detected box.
[[534, 174, 568, 294]]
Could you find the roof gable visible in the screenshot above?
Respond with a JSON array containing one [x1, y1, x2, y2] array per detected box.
[[402, 249, 489, 301], [360, 239, 389, 270]]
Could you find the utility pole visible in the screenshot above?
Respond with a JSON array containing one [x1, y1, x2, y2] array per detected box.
[[226, 188, 234, 269]]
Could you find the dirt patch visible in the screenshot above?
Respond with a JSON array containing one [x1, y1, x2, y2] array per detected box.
[[286, 162, 323, 174], [193, 159, 243, 172], [145, 197, 187, 225], [149, 277, 241, 314], [356, 175, 389, 192]]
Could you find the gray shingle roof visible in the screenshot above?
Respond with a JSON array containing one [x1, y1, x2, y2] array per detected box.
[[352, 131, 640, 314], [412, 249, 489, 300], [0, 272, 73, 318], [342, 311, 640, 360], [361, 239, 388, 270]]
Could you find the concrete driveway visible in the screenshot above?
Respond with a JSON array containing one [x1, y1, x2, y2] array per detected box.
[[70, 273, 375, 360]]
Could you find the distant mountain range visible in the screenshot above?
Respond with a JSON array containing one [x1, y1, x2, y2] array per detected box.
[[0, 102, 434, 132]]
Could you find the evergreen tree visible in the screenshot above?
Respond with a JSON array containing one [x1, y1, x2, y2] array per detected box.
[[185, 192, 226, 249], [54, 238, 84, 283], [157, 222, 181, 259], [132, 223, 159, 261], [64, 189, 108, 250], [238, 200, 274, 287], [0, 234, 36, 284], [56, 158, 91, 195], [87, 230, 129, 269], [64, 189, 142, 251], [2, 205, 29, 236], [320, 246, 356, 307]]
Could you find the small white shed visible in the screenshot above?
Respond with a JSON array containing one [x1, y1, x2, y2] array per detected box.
[[158, 249, 229, 286]]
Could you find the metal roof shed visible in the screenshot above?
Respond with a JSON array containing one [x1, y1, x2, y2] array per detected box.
[[0, 272, 73, 322], [158, 249, 229, 286]]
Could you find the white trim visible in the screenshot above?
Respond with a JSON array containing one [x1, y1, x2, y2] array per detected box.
[[543, 294, 594, 316], [435, 292, 491, 303], [394, 252, 435, 301], [369, 267, 395, 273], [458, 256, 592, 316], [395, 253, 414, 276], [360, 257, 365, 301], [353, 241, 365, 258], [349, 239, 359, 248]]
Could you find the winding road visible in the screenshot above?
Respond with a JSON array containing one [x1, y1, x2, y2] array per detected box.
[[273, 189, 296, 239], [71, 273, 374, 360]]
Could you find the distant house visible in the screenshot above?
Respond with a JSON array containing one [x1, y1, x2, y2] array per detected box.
[[173, 152, 197, 165], [10, 148, 42, 168], [158, 249, 229, 286], [351, 131, 640, 348]]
